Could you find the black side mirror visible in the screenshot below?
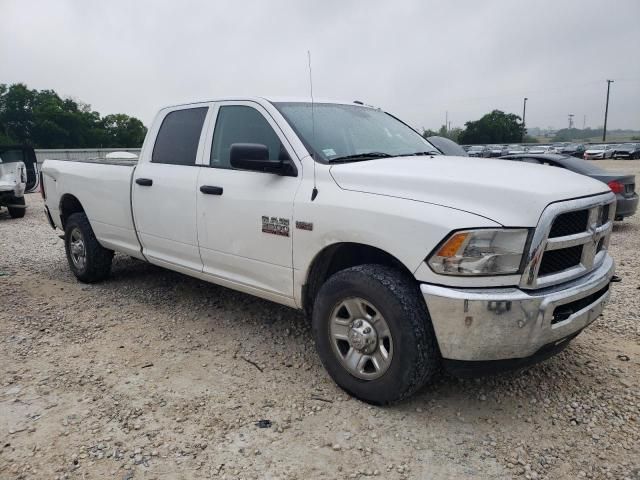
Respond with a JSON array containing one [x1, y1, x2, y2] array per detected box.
[[229, 143, 295, 176]]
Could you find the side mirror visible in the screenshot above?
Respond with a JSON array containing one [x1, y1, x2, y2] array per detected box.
[[229, 143, 294, 176]]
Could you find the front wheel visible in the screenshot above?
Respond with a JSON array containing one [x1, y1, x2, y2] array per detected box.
[[312, 264, 440, 405], [64, 212, 113, 282]]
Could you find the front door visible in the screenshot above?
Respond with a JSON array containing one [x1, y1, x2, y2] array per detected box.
[[132, 105, 209, 271], [196, 102, 301, 299]]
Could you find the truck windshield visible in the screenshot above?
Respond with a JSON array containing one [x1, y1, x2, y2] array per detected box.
[[274, 102, 437, 162]]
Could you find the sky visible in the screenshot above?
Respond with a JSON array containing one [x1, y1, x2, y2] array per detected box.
[[1, 0, 639, 131]]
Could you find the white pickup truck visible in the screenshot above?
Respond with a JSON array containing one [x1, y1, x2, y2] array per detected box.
[[41, 98, 617, 404]]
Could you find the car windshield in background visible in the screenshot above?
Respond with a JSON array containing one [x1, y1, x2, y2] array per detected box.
[[427, 136, 468, 156], [0, 148, 26, 163], [469, 146, 484, 151], [588, 145, 606, 150], [274, 102, 437, 162]]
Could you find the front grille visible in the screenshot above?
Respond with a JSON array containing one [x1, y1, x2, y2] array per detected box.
[[551, 284, 609, 324], [548, 210, 589, 238], [521, 194, 615, 289], [538, 245, 583, 276], [600, 204, 610, 224]]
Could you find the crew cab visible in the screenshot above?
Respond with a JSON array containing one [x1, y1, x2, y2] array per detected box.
[[41, 98, 617, 404]]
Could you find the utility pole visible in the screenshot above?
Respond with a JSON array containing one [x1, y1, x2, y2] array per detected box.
[[583, 115, 586, 129], [445, 111, 448, 133], [568, 114, 574, 129], [521, 97, 528, 142], [603, 80, 613, 141]]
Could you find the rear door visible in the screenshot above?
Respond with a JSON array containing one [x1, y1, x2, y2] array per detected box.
[[132, 105, 210, 271], [196, 101, 301, 300]]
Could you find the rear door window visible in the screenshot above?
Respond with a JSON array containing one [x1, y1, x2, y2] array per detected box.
[[152, 107, 208, 165]]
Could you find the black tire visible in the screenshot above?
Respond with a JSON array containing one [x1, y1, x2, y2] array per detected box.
[[8, 197, 26, 218], [64, 212, 113, 282], [312, 264, 440, 405]]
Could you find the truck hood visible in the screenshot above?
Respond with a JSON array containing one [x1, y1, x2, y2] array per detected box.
[[329, 156, 610, 226]]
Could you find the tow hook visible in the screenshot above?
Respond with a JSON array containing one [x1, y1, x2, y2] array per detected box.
[[610, 275, 622, 283]]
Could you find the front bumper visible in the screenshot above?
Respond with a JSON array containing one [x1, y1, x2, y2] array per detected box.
[[421, 255, 614, 362]]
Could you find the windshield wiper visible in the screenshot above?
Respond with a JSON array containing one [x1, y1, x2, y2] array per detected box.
[[397, 151, 440, 157], [329, 152, 393, 163]]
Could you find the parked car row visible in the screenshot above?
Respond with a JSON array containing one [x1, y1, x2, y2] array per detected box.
[[463, 142, 640, 160]]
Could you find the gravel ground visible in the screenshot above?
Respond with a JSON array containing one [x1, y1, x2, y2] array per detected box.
[[1, 160, 639, 480]]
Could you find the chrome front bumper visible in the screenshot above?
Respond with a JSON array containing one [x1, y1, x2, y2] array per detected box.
[[421, 255, 614, 362]]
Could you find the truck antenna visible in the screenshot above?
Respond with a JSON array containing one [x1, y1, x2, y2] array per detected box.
[[308, 50, 318, 201]]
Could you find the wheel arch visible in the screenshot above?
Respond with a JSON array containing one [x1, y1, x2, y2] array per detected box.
[[59, 193, 85, 229], [302, 242, 415, 317]]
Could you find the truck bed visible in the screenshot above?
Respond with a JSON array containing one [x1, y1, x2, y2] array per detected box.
[[41, 159, 144, 259]]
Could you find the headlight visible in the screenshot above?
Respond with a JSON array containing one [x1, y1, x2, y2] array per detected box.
[[428, 229, 529, 276]]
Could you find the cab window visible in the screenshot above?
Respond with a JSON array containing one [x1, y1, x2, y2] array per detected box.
[[210, 106, 289, 169]]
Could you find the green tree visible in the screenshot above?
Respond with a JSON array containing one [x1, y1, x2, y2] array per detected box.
[[102, 114, 147, 147], [552, 128, 601, 142], [422, 125, 463, 143], [0, 82, 147, 147], [458, 110, 525, 144]]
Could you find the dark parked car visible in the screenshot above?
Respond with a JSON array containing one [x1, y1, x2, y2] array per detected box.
[[499, 153, 638, 220], [426, 136, 468, 156], [467, 145, 491, 157], [614, 143, 640, 160], [560, 143, 586, 158]]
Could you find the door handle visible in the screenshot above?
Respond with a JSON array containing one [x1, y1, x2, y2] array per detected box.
[[200, 185, 223, 195], [135, 178, 153, 186]]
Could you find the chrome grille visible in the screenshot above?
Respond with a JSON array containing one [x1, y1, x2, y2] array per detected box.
[[548, 210, 589, 238], [538, 245, 583, 275], [521, 193, 616, 289]]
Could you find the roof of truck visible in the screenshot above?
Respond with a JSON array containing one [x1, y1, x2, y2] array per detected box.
[[162, 97, 378, 110]]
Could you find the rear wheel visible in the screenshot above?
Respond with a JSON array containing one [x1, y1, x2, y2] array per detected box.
[[64, 212, 113, 282], [8, 197, 26, 218], [312, 264, 440, 404]]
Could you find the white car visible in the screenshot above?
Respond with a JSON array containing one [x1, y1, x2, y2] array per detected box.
[[584, 144, 616, 160], [506, 144, 526, 154], [0, 152, 27, 218], [41, 97, 617, 404], [525, 145, 550, 154]]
